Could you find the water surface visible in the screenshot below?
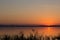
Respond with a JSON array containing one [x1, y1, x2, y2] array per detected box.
[[0, 27, 60, 36]]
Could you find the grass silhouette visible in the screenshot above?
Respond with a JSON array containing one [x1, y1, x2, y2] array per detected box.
[[0, 29, 60, 40]]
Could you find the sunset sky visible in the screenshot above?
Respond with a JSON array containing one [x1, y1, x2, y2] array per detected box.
[[0, 0, 60, 25]]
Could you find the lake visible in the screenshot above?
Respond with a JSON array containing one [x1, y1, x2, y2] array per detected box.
[[0, 27, 60, 36]]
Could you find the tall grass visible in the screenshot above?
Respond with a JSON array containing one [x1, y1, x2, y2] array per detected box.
[[0, 29, 60, 40]]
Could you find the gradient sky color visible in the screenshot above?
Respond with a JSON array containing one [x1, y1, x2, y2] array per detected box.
[[0, 0, 60, 25]]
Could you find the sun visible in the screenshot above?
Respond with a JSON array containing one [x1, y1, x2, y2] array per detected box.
[[41, 18, 55, 26]]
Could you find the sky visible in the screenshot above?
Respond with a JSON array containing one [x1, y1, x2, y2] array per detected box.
[[0, 0, 60, 25]]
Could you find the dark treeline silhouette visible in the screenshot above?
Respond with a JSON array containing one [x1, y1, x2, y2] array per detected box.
[[0, 24, 60, 27], [0, 29, 60, 40]]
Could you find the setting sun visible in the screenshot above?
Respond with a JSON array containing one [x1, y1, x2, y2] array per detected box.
[[41, 18, 55, 25]]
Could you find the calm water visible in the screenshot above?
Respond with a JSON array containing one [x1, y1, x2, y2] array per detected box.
[[0, 27, 60, 36]]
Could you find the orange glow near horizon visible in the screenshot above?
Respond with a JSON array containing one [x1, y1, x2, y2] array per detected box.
[[40, 18, 56, 26]]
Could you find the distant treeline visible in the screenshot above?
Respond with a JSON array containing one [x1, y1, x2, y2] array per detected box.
[[0, 25, 60, 27]]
